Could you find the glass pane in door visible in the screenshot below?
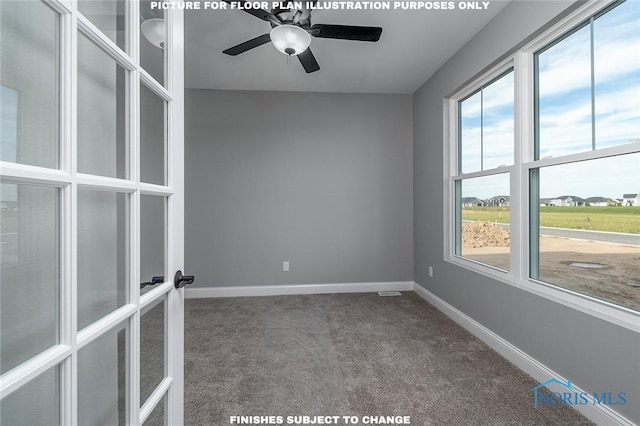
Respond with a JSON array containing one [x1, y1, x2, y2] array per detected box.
[[78, 322, 127, 426], [0, 0, 59, 169], [143, 393, 166, 425], [77, 32, 128, 179], [140, 298, 166, 405], [140, 84, 166, 186], [77, 0, 127, 51], [0, 183, 59, 374], [77, 189, 128, 330], [140, 1, 165, 85], [0, 366, 60, 425], [140, 195, 165, 295]]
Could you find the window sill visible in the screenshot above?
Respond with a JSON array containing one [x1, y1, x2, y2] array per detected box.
[[444, 254, 640, 334]]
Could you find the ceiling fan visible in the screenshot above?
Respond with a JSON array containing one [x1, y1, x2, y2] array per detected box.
[[222, 1, 382, 73]]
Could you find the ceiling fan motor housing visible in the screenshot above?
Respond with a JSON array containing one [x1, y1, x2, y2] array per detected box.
[[273, 7, 312, 27]]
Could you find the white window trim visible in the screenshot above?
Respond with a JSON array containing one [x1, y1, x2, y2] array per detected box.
[[443, 0, 640, 334]]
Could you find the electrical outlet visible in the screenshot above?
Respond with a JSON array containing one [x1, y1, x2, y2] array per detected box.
[[283, 261, 289, 272], [428, 266, 433, 278]]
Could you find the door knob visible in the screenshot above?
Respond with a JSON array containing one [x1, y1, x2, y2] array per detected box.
[[174, 270, 195, 289]]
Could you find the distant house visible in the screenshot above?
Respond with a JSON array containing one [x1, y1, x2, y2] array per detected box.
[[540, 198, 552, 206], [585, 196, 611, 207], [548, 195, 586, 207], [461, 197, 486, 208], [623, 193, 640, 206], [487, 195, 509, 207]]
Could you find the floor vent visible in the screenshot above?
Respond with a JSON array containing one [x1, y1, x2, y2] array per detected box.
[[378, 291, 402, 297]]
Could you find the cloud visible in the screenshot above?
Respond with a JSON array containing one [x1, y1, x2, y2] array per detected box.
[[460, 71, 514, 117], [460, 91, 482, 117], [595, 82, 640, 147], [483, 71, 514, 112], [483, 118, 514, 169], [538, 1, 640, 98], [460, 71, 515, 172], [461, 173, 510, 200], [461, 127, 481, 173], [538, 80, 640, 157], [539, 153, 640, 199], [538, 25, 591, 98]]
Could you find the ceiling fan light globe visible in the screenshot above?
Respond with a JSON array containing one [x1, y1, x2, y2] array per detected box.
[[273, 39, 286, 50], [141, 18, 165, 49], [270, 24, 311, 56]]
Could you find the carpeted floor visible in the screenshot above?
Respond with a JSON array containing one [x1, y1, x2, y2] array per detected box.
[[184, 292, 593, 425]]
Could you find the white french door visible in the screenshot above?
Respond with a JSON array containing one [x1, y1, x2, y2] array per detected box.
[[0, 0, 185, 424]]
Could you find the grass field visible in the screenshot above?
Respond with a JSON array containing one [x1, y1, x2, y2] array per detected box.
[[462, 206, 640, 234]]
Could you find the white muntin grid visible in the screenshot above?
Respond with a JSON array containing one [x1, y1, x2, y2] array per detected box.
[[0, 0, 185, 425], [442, 0, 640, 334]]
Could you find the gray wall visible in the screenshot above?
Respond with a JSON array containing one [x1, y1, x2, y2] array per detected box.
[[185, 89, 413, 287], [413, 1, 640, 423]]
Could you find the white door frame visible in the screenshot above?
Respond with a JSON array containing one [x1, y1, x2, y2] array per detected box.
[[166, 2, 185, 424], [0, 0, 185, 424]]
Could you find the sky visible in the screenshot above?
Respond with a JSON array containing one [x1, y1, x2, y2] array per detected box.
[[460, 0, 640, 200]]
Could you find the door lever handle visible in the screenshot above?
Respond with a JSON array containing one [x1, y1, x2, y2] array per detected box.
[[141, 276, 165, 289], [174, 270, 195, 289]]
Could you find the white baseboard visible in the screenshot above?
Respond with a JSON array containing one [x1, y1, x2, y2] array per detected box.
[[185, 281, 414, 298], [412, 282, 636, 426]]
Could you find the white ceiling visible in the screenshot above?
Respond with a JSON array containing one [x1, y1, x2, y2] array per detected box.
[[185, 2, 509, 94]]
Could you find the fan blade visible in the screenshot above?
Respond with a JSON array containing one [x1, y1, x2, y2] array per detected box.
[[297, 48, 320, 73], [310, 24, 382, 42], [222, 0, 276, 22], [223, 34, 271, 56]]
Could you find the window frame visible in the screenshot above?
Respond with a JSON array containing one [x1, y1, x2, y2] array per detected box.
[[443, 0, 640, 333], [450, 61, 515, 273]]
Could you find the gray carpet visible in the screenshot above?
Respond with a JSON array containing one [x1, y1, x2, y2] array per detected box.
[[185, 292, 593, 425]]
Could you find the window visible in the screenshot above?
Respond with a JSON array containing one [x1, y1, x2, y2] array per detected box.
[[454, 69, 514, 271], [0, 0, 60, 169], [77, 31, 128, 179], [447, 0, 640, 318], [459, 70, 515, 173], [535, 1, 640, 158], [530, 0, 640, 312], [530, 154, 640, 311], [77, 0, 126, 51]]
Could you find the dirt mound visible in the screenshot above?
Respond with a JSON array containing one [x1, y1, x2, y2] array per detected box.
[[463, 221, 510, 248]]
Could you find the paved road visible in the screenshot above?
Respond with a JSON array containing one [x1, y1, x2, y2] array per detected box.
[[539, 226, 640, 246]]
